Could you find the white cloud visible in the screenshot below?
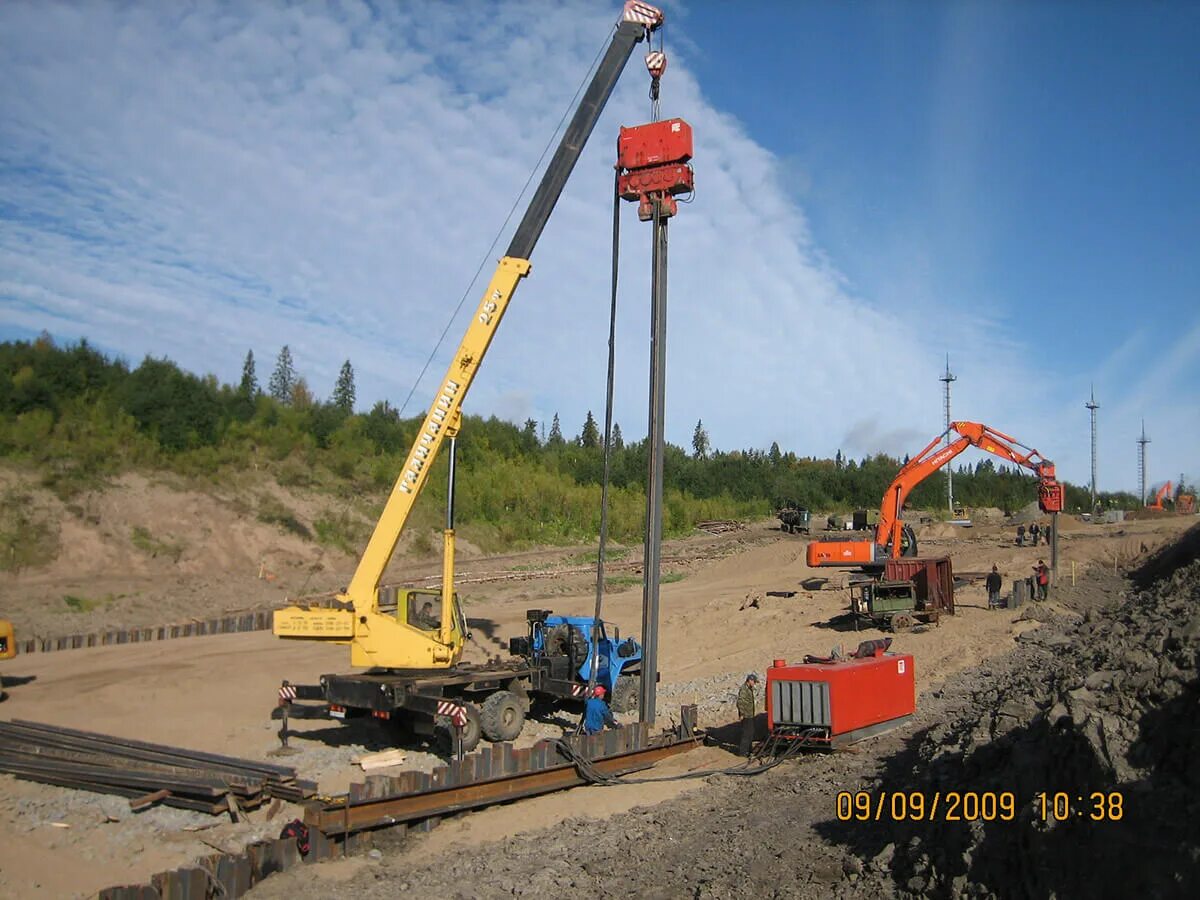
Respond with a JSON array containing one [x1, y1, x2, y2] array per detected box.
[[0, 0, 1194, 493]]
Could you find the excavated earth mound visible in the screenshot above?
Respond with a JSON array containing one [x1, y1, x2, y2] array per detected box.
[[826, 522, 1200, 898]]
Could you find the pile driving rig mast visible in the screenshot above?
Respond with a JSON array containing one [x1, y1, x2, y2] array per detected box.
[[615, 38, 694, 723]]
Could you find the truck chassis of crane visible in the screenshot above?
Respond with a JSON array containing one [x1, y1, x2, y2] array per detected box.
[[276, 660, 600, 751]]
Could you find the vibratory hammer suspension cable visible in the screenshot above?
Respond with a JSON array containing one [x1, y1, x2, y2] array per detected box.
[[581, 166, 625, 727], [584, 28, 667, 712]]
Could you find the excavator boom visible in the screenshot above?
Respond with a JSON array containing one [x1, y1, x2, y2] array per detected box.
[[807, 420, 1063, 567], [1147, 480, 1173, 510], [273, 3, 665, 670]]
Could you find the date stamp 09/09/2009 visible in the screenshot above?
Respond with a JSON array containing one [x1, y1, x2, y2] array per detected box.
[[835, 790, 1125, 823]]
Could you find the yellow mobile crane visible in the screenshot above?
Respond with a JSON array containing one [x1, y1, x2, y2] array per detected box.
[[272, 2, 668, 749]]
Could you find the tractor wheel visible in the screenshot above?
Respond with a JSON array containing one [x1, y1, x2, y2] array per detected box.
[[480, 690, 525, 742], [890, 613, 914, 633], [435, 702, 482, 754], [611, 675, 640, 714]]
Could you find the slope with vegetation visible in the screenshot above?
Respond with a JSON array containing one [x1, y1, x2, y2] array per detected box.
[[0, 335, 1137, 579]]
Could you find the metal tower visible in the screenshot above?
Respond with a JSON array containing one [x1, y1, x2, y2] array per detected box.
[[1137, 420, 1150, 506], [1085, 387, 1099, 512], [940, 355, 956, 514]]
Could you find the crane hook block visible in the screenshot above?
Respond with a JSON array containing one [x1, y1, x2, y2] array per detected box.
[[623, 1, 665, 29], [645, 50, 667, 80]]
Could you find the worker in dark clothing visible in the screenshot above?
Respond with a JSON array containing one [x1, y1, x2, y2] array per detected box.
[[1030, 522, 1041, 547], [986, 565, 1003, 609], [413, 601, 438, 630], [1034, 560, 1050, 600], [737, 673, 758, 757], [583, 685, 619, 735], [1016, 524, 1026, 547]]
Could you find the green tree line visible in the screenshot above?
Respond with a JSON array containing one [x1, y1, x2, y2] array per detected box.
[[0, 336, 1136, 549]]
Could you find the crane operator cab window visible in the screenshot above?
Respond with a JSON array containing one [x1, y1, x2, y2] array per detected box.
[[408, 593, 440, 631]]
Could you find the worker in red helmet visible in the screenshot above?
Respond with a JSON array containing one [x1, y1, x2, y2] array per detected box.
[[583, 684, 619, 735]]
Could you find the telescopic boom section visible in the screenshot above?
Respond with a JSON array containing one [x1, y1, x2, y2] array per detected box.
[[807, 420, 1063, 567], [272, 2, 663, 670]]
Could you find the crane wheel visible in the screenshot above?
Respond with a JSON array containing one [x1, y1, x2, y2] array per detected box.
[[611, 675, 639, 714], [481, 690, 525, 742], [436, 702, 482, 754]]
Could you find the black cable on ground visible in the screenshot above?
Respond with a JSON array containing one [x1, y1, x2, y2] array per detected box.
[[552, 732, 815, 787]]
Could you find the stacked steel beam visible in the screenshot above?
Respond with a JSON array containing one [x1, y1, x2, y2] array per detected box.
[[0, 720, 316, 813]]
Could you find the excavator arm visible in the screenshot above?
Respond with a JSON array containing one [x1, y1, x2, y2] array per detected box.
[[273, 3, 665, 670], [1147, 481, 1172, 510], [807, 420, 1063, 567]]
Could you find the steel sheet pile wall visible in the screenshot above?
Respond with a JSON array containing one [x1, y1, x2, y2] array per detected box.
[[14, 608, 278, 656], [99, 709, 699, 899]]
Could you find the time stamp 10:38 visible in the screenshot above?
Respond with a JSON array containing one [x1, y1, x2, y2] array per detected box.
[[835, 791, 1125, 823]]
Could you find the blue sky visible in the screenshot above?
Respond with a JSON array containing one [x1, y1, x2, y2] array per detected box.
[[1, 0, 1196, 493]]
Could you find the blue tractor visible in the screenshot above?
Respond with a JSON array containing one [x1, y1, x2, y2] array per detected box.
[[508, 609, 644, 713]]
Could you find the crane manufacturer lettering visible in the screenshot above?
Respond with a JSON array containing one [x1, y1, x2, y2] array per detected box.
[[400, 378, 461, 494]]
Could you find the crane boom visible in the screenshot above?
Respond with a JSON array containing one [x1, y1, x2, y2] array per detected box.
[[273, 3, 664, 670], [807, 420, 1064, 567]]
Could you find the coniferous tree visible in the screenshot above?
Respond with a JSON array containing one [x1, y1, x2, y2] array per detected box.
[[548, 413, 565, 447], [268, 345, 296, 403], [692, 419, 710, 459], [769, 441, 782, 465], [520, 418, 539, 453], [239, 350, 258, 396], [580, 411, 600, 448], [332, 360, 356, 413], [611, 422, 624, 450]]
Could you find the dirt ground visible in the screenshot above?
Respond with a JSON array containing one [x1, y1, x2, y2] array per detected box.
[[251, 527, 1200, 900], [0, 510, 1193, 898]]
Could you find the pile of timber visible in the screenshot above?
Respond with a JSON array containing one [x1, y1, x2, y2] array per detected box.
[[696, 519, 744, 535], [0, 720, 316, 814]]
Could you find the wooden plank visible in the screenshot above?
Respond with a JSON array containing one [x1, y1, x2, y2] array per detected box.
[[129, 789, 171, 811]]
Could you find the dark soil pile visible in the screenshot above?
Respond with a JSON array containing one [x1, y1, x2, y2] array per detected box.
[[827, 523, 1200, 897]]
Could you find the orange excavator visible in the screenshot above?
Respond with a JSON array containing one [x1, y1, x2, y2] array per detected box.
[[807, 421, 1064, 567], [1146, 481, 1173, 511]]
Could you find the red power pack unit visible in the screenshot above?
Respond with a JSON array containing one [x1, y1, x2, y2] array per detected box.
[[617, 117, 693, 169], [766, 652, 915, 747]]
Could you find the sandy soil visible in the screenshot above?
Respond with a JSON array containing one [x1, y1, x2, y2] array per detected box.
[[0, 511, 1193, 898]]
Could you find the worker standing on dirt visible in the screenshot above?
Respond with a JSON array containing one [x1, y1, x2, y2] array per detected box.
[[1016, 524, 1026, 547], [737, 673, 758, 757], [1030, 522, 1041, 547], [986, 565, 1003, 610], [583, 685, 619, 735], [1034, 560, 1050, 600]]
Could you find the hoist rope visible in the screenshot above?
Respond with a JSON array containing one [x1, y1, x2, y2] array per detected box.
[[580, 167, 624, 733]]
